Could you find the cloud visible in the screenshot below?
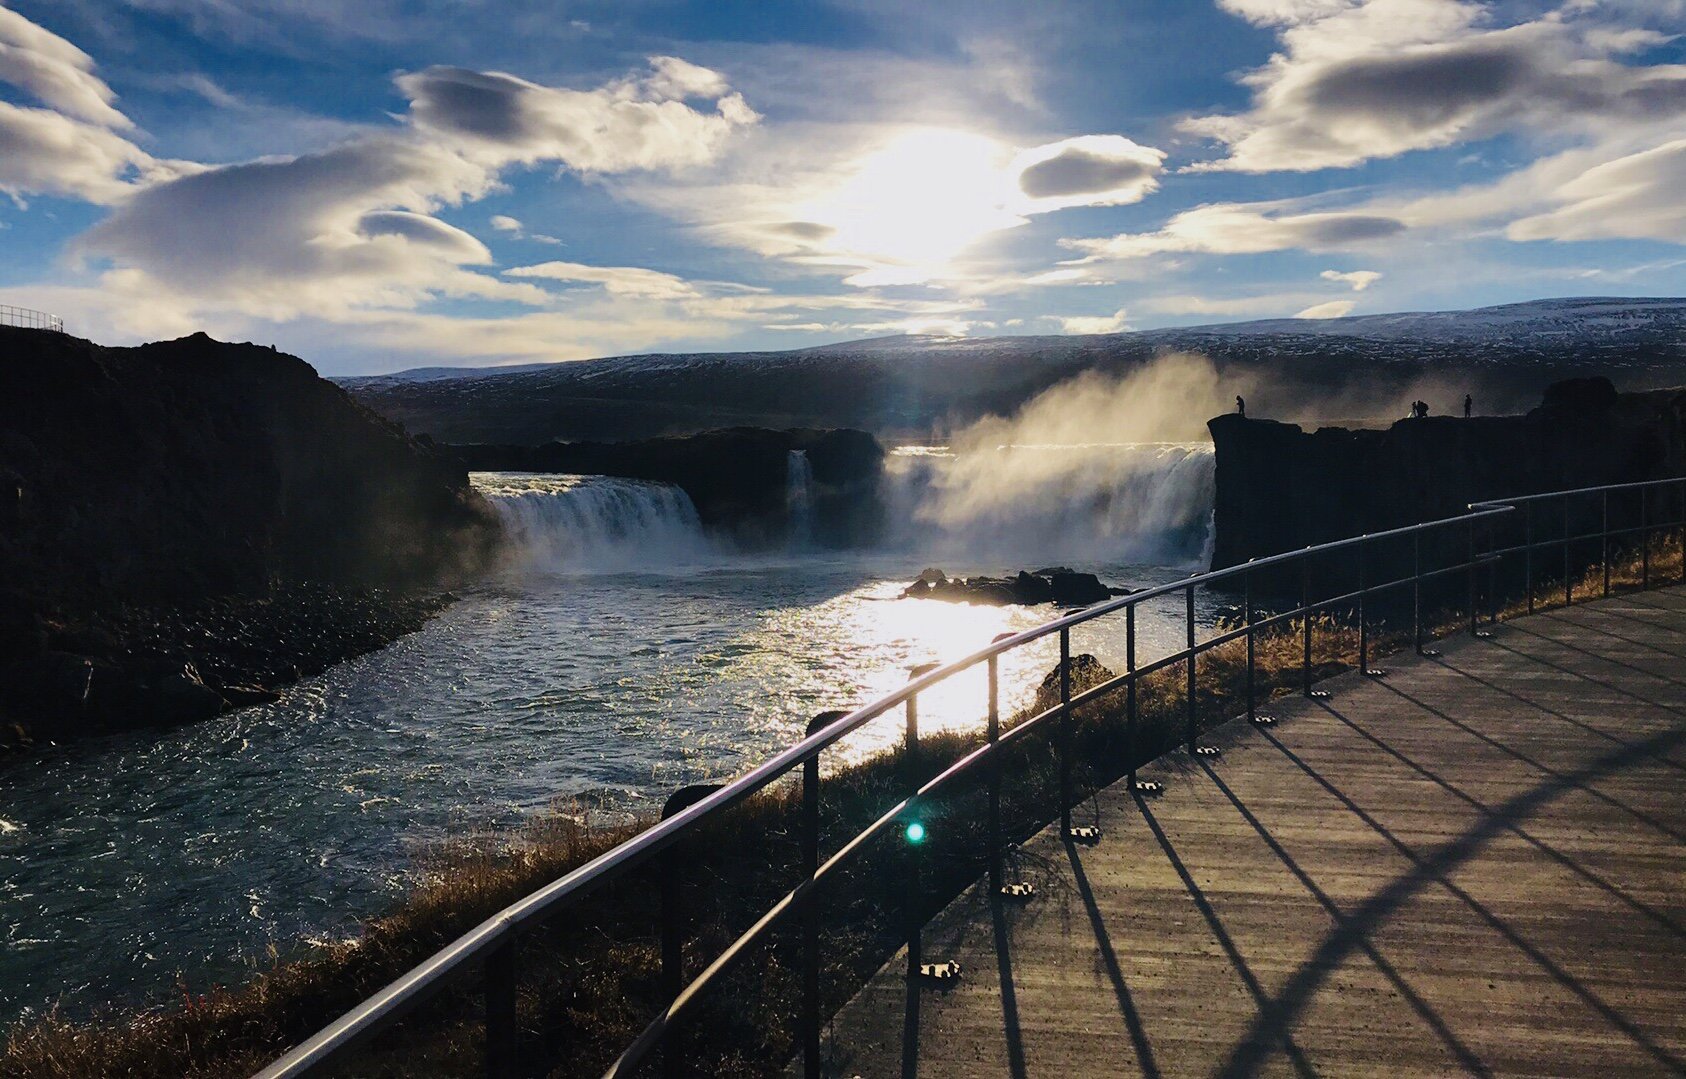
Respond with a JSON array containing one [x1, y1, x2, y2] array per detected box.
[[1295, 299, 1356, 318], [1057, 307, 1131, 334], [1014, 135, 1164, 206], [79, 56, 755, 320], [396, 62, 759, 173], [626, 124, 1165, 287], [1062, 203, 1403, 260], [506, 260, 703, 300], [0, 8, 166, 203], [1321, 268, 1381, 290], [488, 212, 561, 244], [1142, 292, 1329, 317], [1505, 139, 1686, 244], [1186, 0, 1686, 173]]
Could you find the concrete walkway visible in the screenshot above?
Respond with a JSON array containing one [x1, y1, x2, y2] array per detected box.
[[822, 588, 1686, 1078]]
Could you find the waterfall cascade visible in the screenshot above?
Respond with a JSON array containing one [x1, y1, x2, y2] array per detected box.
[[785, 449, 815, 550], [474, 473, 714, 574], [885, 442, 1216, 567]]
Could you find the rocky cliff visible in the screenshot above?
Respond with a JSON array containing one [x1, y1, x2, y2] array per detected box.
[[454, 426, 886, 548], [0, 328, 499, 747], [1208, 378, 1686, 582]]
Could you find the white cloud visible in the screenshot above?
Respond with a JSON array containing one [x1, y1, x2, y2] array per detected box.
[[0, 7, 130, 126], [489, 214, 522, 232], [1505, 139, 1686, 244], [1062, 202, 1403, 261], [78, 56, 756, 321], [1142, 292, 1328, 317], [0, 8, 169, 203], [397, 60, 759, 174], [1057, 307, 1131, 334], [1321, 268, 1381, 290], [507, 261, 703, 301], [1187, 0, 1686, 173], [1295, 299, 1356, 318]]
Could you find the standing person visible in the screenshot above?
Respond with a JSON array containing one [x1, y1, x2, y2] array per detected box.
[[1236, 394, 1245, 417], [1464, 394, 1473, 418]]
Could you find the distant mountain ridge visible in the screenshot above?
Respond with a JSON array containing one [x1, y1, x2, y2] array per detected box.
[[339, 297, 1686, 444]]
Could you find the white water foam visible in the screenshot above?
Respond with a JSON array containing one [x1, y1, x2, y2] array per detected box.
[[474, 472, 717, 574], [885, 442, 1216, 568]]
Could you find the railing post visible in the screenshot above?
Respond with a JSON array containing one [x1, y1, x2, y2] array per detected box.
[[1355, 542, 1369, 671], [903, 665, 936, 987], [1185, 584, 1197, 754], [485, 940, 518, 1079], [1524, 500, 1534, 614], [1126, 606, 1139, 785], [1603, 490, 1611, 598], [1488, 514, 1499, 629], [1563, 495, 1572, 608], [1466, 518, 1477, 636], [1243, 570, 1254, 723], [1642, 487, 1650, 590], [802, 713, 845, 1079], [659, 783, 724, 1079], [1059, 627, 1073, 835], [1413, 530, 1425, 654], [1301, 555, 1313, 696], [987, 634, 1012, 892]]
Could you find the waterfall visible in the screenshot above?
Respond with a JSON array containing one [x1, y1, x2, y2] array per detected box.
[[473, 473, 715, 574], [884, 442, 1216, 567], [786, 450, 815, 550]]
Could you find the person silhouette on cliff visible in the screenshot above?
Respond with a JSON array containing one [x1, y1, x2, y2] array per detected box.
[[1236, 395, 1246, 417], [1464, 394, 1473, 418]]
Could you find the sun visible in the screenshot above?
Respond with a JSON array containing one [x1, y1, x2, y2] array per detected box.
[[798, 128, 1028, 286]]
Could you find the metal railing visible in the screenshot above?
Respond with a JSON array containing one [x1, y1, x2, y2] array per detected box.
[[256, 476, 1686, 1079], [0, 304, 64, 332]]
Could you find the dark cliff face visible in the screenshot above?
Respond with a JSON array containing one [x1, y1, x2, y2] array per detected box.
[[0, 328, 498, 613], [454, 426, 887, 548], [1207, 378, 1686, 571]]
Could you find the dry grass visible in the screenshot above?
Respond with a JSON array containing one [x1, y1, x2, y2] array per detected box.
[[8, 538, 1681, 1079]]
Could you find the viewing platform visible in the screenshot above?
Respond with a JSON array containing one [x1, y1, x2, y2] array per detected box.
[[825, 588, 1686, 1077]]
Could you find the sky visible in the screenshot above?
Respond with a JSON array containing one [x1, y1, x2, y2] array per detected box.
[[0, 0, 1682, 374]]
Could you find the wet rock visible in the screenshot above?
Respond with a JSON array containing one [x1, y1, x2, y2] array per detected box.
[[901, 568, 1121, 607]]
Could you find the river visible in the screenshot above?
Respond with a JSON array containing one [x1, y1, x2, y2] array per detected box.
[[1, 444, 1219, 1020]]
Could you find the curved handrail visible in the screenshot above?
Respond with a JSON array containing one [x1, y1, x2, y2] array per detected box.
[[256, 475, 1685, 1079]]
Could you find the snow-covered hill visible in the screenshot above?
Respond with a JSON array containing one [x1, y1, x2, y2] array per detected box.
[[338, 297, 1686, 444]]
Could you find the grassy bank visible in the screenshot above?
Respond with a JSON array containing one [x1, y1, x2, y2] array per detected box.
[[7, 544, 1679, 1078]]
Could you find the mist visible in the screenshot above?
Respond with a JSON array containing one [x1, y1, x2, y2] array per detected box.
[[890, 354, 1245, 567]]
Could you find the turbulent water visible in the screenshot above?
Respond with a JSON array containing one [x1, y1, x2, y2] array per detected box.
[[1, 448, 1221, 1021], [886, 442, 1216, 566]]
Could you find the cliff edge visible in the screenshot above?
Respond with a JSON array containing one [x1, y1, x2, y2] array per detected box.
[[0, 328, 499, 748], [1208, 378, 1686, 570]]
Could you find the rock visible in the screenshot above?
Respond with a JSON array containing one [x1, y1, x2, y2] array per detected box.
[[216, 684, 281, 708], [149, 665, 226, 725], [1031, 654, 1117, 715], [901, 568, 1121, 606], [1046, 571, 1110, 606]]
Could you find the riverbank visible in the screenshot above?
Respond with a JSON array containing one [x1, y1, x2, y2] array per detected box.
[[1, 585, 455, 752]]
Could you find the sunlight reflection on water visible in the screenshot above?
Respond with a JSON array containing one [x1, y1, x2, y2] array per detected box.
[[0, 555, 1215, 1021]]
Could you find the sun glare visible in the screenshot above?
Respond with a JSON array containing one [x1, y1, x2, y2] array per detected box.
[[799, 129, 1027, 286]]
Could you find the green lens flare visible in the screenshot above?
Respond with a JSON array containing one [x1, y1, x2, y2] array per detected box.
[[904, 821, 926, 844]]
